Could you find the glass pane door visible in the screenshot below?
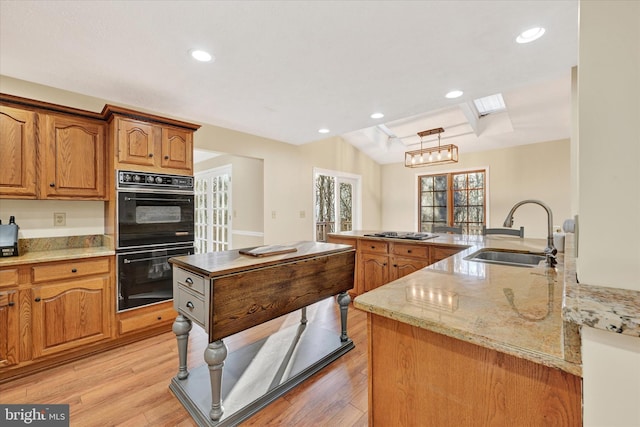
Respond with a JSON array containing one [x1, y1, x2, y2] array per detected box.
[[195, 165, 232, 253]]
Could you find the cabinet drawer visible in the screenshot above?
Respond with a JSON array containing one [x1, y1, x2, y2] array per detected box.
[[432, 246, 463, 263], [392, 243, 429, 259], [358, 239, 389, 254], [175, 286, 206, 328], [327, 236, 357, 247], [32, 258, 110, 283], [0, 268, 19, 288], [118, 306, 176, 335], [173, 266, 205, 296]]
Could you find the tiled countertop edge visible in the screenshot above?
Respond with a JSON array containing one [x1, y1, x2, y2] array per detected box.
[[563, 233, 640, 338]]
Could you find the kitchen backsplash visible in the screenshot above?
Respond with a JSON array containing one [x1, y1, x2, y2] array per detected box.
[[19, 234, 108, 254]]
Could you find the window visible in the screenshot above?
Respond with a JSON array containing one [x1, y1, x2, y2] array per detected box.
[[419, 169, 486, 234], [194, 165, 231, 253], [313, 168, 361, 242]]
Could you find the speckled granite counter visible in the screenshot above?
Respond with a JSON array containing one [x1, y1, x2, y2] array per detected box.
[[562, 234, 640, 337], [0, 235, 114, 266], [340, 231, 582, 376]]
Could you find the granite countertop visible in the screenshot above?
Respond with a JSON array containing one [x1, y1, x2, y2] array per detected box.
[[0, 235, 115, 266], [340, 231, 583, 376]]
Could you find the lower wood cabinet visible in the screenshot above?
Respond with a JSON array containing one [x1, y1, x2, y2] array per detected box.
[[0, 288, 19, 368], [327, 235, 466, 298], [117, 301, 177, 336], [368, 313, 582, 426], [0, 256, 113, 380], [31, 276, 111, 359]]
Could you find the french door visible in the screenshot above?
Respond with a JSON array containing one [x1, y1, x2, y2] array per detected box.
[[314, 168, 360, 241], [194, 165, 232, 253]]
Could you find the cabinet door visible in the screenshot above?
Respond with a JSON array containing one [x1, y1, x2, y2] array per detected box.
[[0, 105, 37, 198], [41, 114, 106, 199], [117, 118, 157, 167], [0, 289, 19, 367], [161, 127, 193, 173], [361, 253, 389, 293], [390, 257, 431, 281], [32, 276, 111, 358]]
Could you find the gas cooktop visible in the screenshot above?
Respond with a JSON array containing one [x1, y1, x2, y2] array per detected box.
[[363, 232, 437, 241]]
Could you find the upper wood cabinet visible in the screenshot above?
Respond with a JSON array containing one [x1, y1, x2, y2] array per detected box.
[[40, 113, 106, 199], [0, 105, 37, 198], [114, 116, 194, 175]]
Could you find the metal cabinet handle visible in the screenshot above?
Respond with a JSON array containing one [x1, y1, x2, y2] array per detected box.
[[157, 316, 162, 320], [407, 249, 412, 253], [49, 183, 55, 187], [186, 301, 195, 310], [34, 297, 41, 302], [164, 155, 169, 160], [71, 268, 77, 273], [8, 301, 15, 307], [185, 277, 194, 285], [148, 153, 153, 157]]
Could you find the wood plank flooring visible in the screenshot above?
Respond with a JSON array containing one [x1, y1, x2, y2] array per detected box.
[[0, 298, 369, 426]]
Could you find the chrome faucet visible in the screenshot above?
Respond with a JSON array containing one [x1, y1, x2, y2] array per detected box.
[[503, 199, 557, 267]]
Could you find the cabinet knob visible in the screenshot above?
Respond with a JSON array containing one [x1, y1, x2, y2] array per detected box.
[[186, 301, 195, 310], [8, 301, 15, 307], [157, 316, 162, 320], [407, 249, 412, 253], [71, 268, 77, 273], [185, 277, 194, 285], [148, 153, 154, 158], [34, 297, 41, 302], [164, 155, 169, 160], [49, 183, 55, 187]]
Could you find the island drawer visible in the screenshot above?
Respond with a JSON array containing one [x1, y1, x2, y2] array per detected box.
[[391, 243, 429, 259], [173, 266, 205, 296], [31, 258, 110, 283], [358, 239, 389, 254], [175, 285, 206, 328]]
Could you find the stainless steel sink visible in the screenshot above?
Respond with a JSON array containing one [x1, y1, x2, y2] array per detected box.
[[464, 249, 546, 267]]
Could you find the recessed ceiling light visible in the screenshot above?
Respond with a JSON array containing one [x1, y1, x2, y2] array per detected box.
[[516, 27, 545, 44], [370, 112, 384, 119], [318, 128, 330, 134], [190, 49, 214, 62], [445, 90, 463, 99]]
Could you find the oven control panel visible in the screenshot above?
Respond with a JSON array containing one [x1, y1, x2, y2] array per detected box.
[[118, 171, 194, 191]]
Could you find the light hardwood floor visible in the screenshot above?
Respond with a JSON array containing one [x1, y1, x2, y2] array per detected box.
[[0, 298, 369, 426]]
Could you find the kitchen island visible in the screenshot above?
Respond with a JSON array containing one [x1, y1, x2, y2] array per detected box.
[[331, 231, 582, 426], [168, 241, 355, 426]]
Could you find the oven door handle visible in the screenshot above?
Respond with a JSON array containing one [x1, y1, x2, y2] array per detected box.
[[122, 253, 192, 264], [123, 196, 192, 203]]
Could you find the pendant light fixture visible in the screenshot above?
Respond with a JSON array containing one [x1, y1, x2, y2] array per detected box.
[[404, 127, 459, 168]]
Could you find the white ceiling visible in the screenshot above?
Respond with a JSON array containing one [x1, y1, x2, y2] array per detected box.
[[0, 1, 578, 165]]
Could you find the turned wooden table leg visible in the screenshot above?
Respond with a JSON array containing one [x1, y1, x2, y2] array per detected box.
[[204, 339, 228, 421], [337, 291, 351, 342], [172, 314, 192, 380]]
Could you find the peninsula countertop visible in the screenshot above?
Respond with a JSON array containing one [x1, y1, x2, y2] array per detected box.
[[331, 230, 581, 376]]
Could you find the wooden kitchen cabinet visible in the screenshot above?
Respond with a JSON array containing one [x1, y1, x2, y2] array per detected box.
[[114, 116, 194, 174], [116, 301, 177, 336], [30, 257, 112, 359], [40, 113, 106, 200], [0, 288, 19, 368], [390, 243, 431, 281], [430, 245, 463, 264], [368, 313, 582, 426], [358, 239, 389, 294], [0, 105, 37, 198]]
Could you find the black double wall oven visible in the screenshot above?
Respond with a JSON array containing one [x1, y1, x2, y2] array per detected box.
[[116, 170, 194, 312]]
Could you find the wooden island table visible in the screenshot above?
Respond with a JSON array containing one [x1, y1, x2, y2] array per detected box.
[[168, 241, 355, 426]]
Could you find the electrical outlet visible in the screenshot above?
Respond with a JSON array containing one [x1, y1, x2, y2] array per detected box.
[[54, 212, 66, 227], [299, 210, 306, 218], [271, 211, 277, 219]]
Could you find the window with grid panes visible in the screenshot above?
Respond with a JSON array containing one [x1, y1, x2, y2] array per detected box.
[[419, 170, 486, 234]]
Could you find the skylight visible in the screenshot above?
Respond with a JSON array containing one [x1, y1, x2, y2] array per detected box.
[[473, 93, 506, 116]]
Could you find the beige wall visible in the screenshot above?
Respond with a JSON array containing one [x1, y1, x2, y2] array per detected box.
[[0, 75, 382, 244], [577, 2, 640, 426], [381, 139, 572, 239]]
